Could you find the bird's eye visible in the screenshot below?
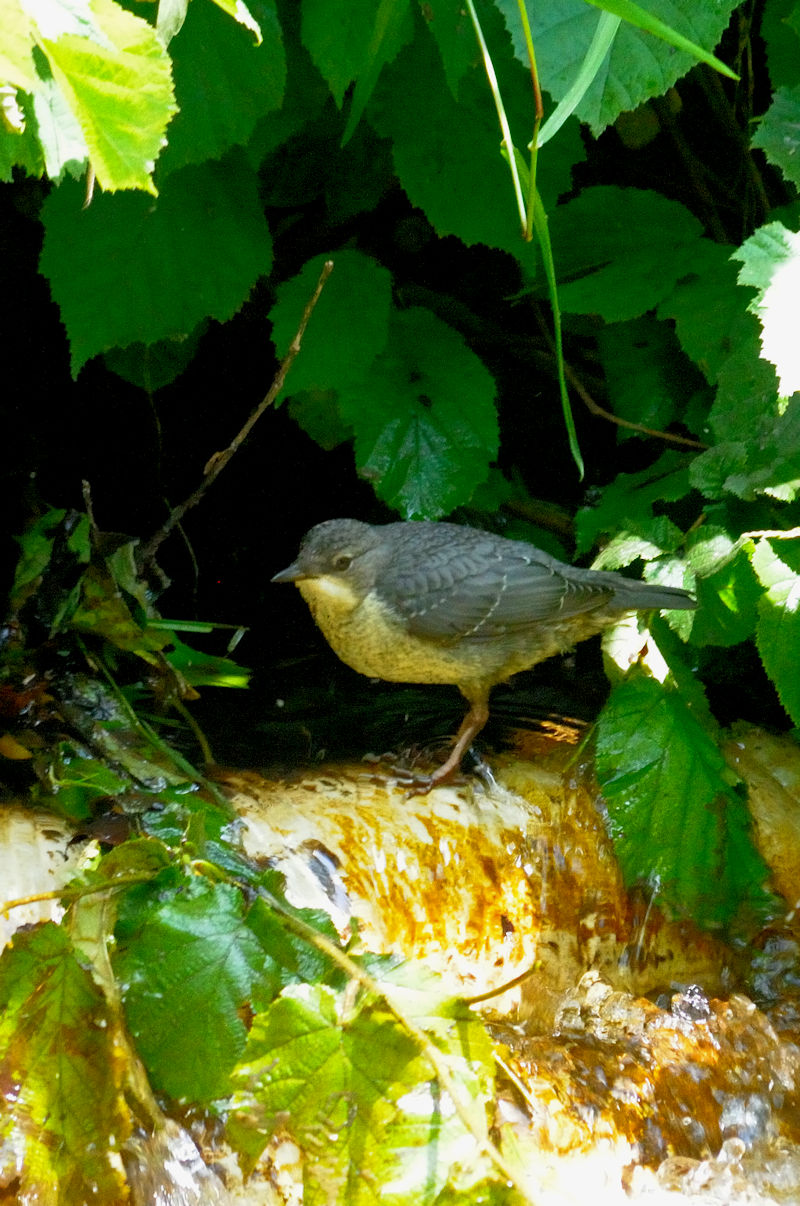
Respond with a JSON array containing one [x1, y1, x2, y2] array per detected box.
[[332, 553, 353, 572]]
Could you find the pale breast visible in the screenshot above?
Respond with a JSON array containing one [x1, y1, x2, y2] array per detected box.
[[296, 576, 618, 699]]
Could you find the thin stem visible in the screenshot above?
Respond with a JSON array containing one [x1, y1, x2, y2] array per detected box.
[[464, 0, 527, 236]]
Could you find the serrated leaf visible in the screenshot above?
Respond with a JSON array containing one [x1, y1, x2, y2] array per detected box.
[[114, 873, 266, 1101], [597, 314, 702, 439], [0, 86, 46, 180], [337, 307, 498, 518], [574, 450, 692, 554], [288, 389, 353, 449], [0, 924, 132, 1203], [158, 0, 284, 173], [0, 0, 38, 89], [686, 528, 761, 648], [596, 675, 773, 927], [208, 0, 262, 42], [497, 0, 738, 134], [301, 0, 413, 131], [731, 221, 800, 399], [658, 239, 747, 384], [760, 0, 800, 90], [691, 392, 800, 503], [39, 152, 273, 374], [36, 0, 176, 193], [104, 323, 207, 389], [590, 516, 685, 570], [367, 16, 585, 256], [583, 0, 736, 78], [269, 249, 392, 393], [228, 979, 493, 1202], [419, 0, 476, 96], [30, 57, 89, 180], [539, 187, 705, 320], [752, 537, 800, 726], [752, 84, 800, 188]]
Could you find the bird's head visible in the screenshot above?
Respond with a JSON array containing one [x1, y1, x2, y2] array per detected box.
[[272, 519, 386, 607]]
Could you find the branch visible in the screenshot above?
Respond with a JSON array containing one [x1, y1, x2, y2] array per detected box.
[[138, 260, 334, 569]]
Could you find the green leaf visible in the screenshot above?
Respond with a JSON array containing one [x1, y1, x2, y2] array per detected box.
[[29, 58, 89, 182], [0, 87, 46, 181], [685, 527, 761, 648], [11, 506, 87, 608], [590, 515, 686, 569], [37, 0, 176, 193], [538, 186, 705, 320], [343, 0, 415, 142], [752, 537, 800, 727], [245, 892, 342, 1010], [582, 0, 736, 78], [690, 390, 800, 504], [537, 11, 621, 147], [368, 17, 585, 257], [337, 307, 499, 518], [165, 633, 251, 688], [596, 674, 773, 928], [752, 84, 800, 187], [269, 249, 392, 393], [244, 8, 331, 166], [731, 221, 800, 399], [158, 0, 285, 173], [760, 0, 800, 90], [596, 314, 703, 439], [574, 450, 692, 554], [39, 152, 273, 374], [114, 873, 267, 1101], [301, 0, 413, 115], [657, 239, 747, 384], [419, 0, 476, 96], [0, 924, 131, 1203], [288, 389, 353, 449], [68, 563, 169, 658], [36, 740, 130, 819], [208, 0, 263, 42], [228, 977, 493, 1201], [0, 0, 38, 90], [104, 324, 207, 389], [497, 0, 739, 133]]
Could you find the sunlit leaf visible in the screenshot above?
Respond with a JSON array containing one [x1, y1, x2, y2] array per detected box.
[[732, 221, 800, 399], [40, 152, 273, 374], [596, 674, 773, 928], [497, 0, 738, 133], [228, 975, 493, 1201], [114, 872, 266, 1101], [0, 924, 132, 1203], [752, 537, 800, 727]]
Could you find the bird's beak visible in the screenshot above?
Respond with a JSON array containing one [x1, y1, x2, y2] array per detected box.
[[271, 561, 305, 584]]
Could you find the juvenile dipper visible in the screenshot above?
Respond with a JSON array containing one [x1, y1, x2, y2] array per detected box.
[[273, 519, 696, 788]]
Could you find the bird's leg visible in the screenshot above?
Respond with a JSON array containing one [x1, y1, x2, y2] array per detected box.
[[402, 694, 491, 796], [430, 696, 490, 785]]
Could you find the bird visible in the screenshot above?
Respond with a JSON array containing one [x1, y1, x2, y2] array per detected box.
[[272, 519, 696, 790]]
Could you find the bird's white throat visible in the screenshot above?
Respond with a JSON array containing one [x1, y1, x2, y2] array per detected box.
[[298, 575, 360, 613]]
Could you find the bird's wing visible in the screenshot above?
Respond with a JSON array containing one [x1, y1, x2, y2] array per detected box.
[[377, 530, 615, 642]]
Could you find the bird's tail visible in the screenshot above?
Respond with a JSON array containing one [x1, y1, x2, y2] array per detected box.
[[613, 579, 697, 612]]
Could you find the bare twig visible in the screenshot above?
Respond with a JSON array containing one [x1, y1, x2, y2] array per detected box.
[[138, 259, 334, 569], [566, 360, 708, 449], [533, 307, 708, 450]]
